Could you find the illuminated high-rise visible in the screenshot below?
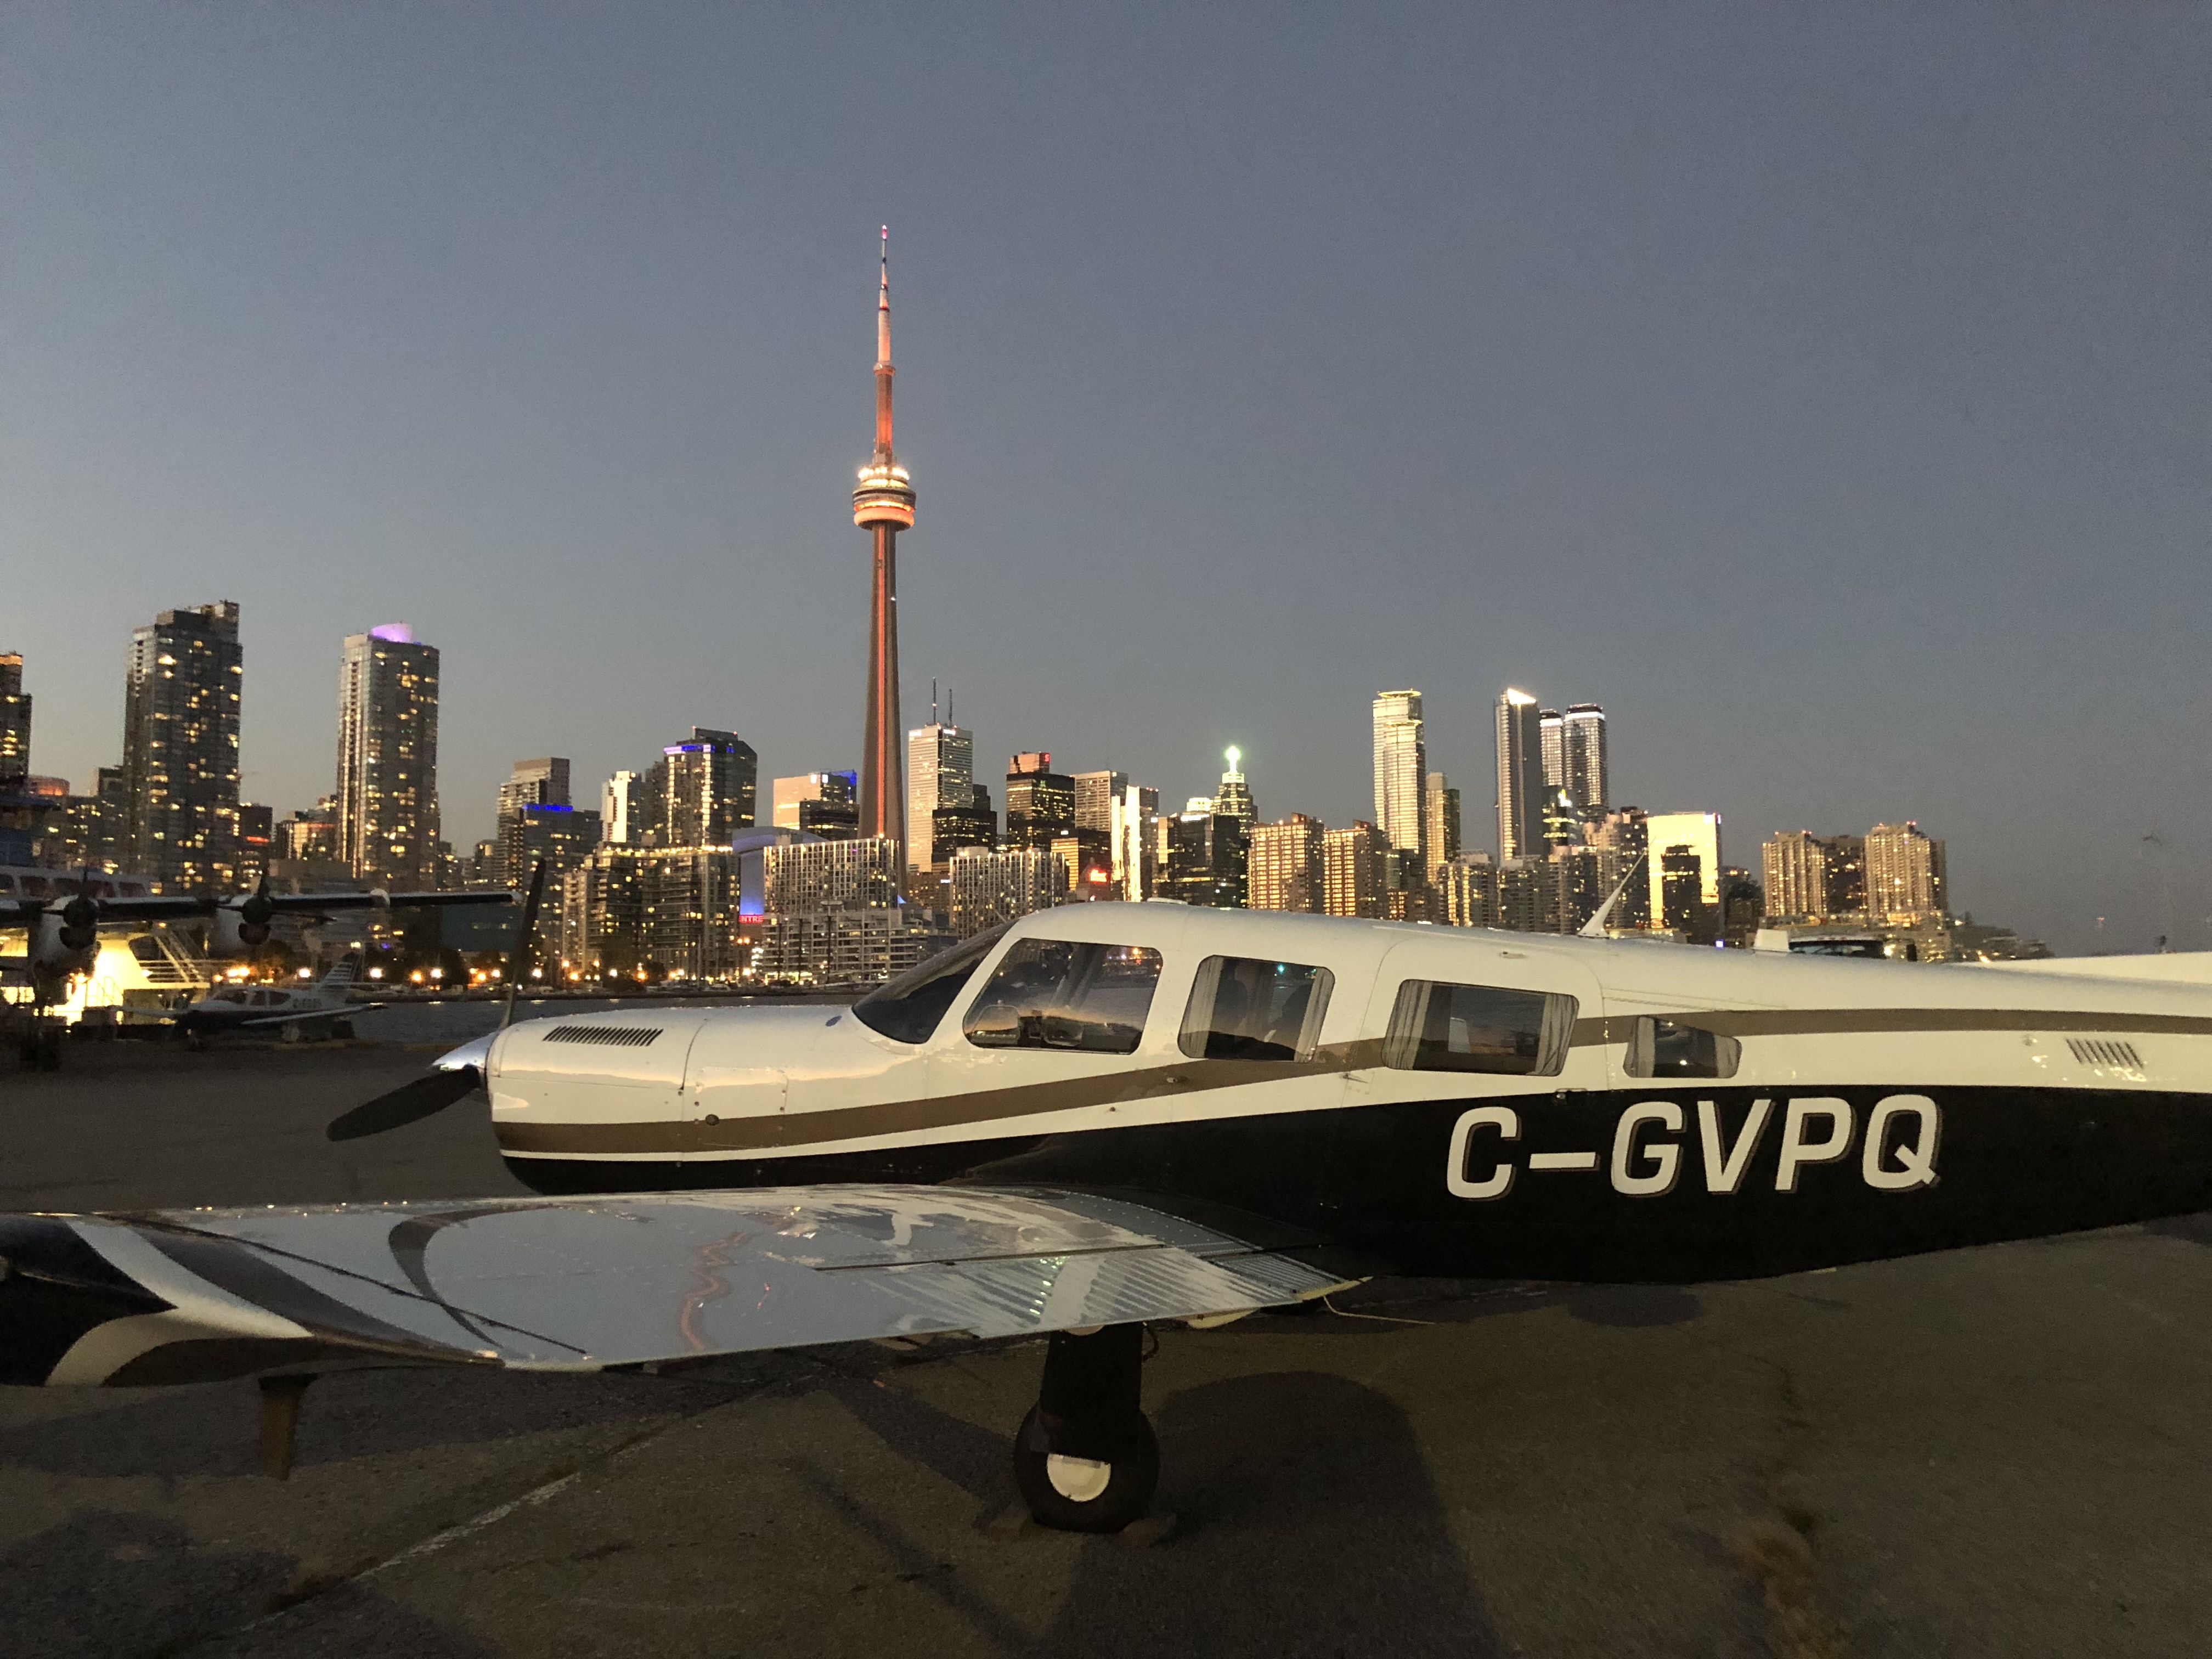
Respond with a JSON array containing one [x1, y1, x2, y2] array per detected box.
[[1249, 814, 1324, 912], [122, 601, 243, 891], [1561, 704, 1608, 814], [1866, 822, 1947, 922], [1372, 691, 1427, 865], [336, 624, 441, 882], [907, 719, 974, 874], [1644, 811, 1723, 929], [1423, 772, 1460, 883], [0, 652, 29, 781], [853, 228, 916, 871], [1211, 749, 1254, 827], [1494, 688, 1544, 861]]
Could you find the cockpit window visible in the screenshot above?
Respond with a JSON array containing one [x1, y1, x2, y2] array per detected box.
[[1179, 956, 1333, 1061], [1624, 1017, 1741, 1079], [963, 940, 1163, 1054], [851, 923, 1012, 1044], [1384, 980, 1576, 1076]]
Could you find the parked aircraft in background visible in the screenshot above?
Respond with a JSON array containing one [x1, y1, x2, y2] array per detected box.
[[167, 956, 377, 1047], [3, 905, 2209, 1532]]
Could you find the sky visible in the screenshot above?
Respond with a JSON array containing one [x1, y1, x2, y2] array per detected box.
[[3, 4, 2205, 953]]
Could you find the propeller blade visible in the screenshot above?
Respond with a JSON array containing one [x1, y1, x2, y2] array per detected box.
[[503, 859, 548, 1029], [325, 1065, 482, 1142]]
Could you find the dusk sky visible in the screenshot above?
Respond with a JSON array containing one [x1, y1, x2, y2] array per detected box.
[[4, 6, 2204, 953]]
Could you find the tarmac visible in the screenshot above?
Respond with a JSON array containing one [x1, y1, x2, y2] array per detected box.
[[2, 1040, 2209, 1658]]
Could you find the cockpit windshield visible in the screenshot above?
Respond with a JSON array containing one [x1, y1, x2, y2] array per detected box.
[[850, 922, 1012, 1044]]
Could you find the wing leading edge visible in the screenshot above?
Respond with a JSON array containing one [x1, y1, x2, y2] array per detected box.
[[0, 1187, 1353, 1389]]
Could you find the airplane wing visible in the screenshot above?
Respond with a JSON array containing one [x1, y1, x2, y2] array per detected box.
[[0, 1187, 1355, 1388], [234, 1003, 390, 1028], [263, 890, 515, 913]]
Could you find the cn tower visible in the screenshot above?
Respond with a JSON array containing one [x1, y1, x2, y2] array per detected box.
[[853, 227, 915, 861]]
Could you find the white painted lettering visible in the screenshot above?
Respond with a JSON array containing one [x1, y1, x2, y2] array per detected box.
[[1446, 1106, 1519, 1200], [1697, 1097, 1773, 1194], [1862, 1094, 1941, 1190], [1775, 1098, 1854, 1192], [1611, 1102, 1684, 1196]]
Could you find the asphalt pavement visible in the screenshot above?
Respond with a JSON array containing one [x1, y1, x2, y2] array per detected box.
[[1, 1041, 2208, 1658]]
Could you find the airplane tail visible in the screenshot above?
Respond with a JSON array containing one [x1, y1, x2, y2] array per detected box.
[[317, 954, 363, 990]]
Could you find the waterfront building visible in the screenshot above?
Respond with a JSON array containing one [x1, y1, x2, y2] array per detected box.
[[1762, 831, 1831, 922], [122, 601, 243, 892], [1372, 691, 1426, 866], [949, 845, 1063, 938], [501, 803, 601, 889], [336, 624, 441, 883], [854, 228, 916, 857], [1438, 853, 1498, 929], [1494, 688, 1544, 864], [761, 836, 900, 915], [1005, 753, 1075, 850], [1643, 811, 1722, 927], [907, 721, 974, 873], [751, 909, 952, 984], [48, 766, 129, 874], [1866, 822, 1948, 923], [1248, 814, 1325, 913], [1322, 821, 1389, 919], [1423, 774, 1460, 885], [0, 653, 28, 780]]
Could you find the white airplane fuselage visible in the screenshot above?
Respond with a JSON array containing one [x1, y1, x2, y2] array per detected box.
[[473, 907, 2212, 1284]]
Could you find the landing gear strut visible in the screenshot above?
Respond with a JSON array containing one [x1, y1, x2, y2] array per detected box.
[[1013, 1323, 1158, 1533]]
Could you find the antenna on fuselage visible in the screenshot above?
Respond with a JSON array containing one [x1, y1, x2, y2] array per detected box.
[[1579, 851, 1647, 938]]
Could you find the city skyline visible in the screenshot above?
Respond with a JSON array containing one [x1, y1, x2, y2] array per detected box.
[[4, 9, 2204, 953]]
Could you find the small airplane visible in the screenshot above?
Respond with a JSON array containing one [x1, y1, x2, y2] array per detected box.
[[166, 956, 376, 1047], [2, 896, 2209, 1532]]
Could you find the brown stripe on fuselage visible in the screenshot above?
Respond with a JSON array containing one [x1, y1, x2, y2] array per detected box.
[[496, 1006, 2212, 1160]]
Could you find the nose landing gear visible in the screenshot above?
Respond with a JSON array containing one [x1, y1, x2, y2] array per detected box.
[[1012, 1323, 1159, 1533]]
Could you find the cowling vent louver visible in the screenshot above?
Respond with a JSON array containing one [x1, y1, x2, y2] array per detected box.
[[2066, 1037, 2142, 1071], [543, 1026, 664, 1048]]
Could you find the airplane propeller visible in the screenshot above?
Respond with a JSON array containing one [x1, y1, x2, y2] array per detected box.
[[325, 861, 545, 1143]]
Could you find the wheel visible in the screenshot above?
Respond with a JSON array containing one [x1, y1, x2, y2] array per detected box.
[[1012, 1403, 1159, 1533]]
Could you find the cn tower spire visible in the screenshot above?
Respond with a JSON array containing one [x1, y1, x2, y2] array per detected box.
[[853, 228, 917, 869]]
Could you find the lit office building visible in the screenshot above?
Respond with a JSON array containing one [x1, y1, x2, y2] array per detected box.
[[1163, 809, 1247, 909], [761, 836, 900, 915], [1541, 787, 1580, 853], [949, 845, 1064, 938], [0, 652, 29, 780], [1110, 783, 1159, 901], [1643, 811, 1722, 930], [907, 722, 974, 873], [1866, 822, 1948, 923], [122, 601, 244, 892], [1423, 774, 1460, 884], [1762, 831, 1831, 921], [1211, 750, 1254, 827], [659, 729, 756, 847], [1005, 753, 1075, 850], [1372, 691, 1427, 866], [1494, 688, 1544, 863], [502, 803, 601, 889], [1322, 821, 1389, 919], [500, 758, 569, 820], [336, 624, 441, 883], [1249, 814, 1325, 912], [1539, 709, 1564, 793], [1438, 853, 1498, 929], [751, 909, 953, 984], [1051, 833, 1115, 901], [1073, 770, 1128, 835]]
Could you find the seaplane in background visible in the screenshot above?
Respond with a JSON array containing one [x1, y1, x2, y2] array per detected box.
[[3, 895, 2210, 1532]]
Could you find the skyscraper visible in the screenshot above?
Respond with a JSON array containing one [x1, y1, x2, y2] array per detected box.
[[1372, 691, 1427, 865], [1322, 821, 1389, 919], [1494, 688, 1544, 862], [1073, 770, 1129, 836], [496, 759, 571, 886], [122, 601, 242, 891], [1561, 704, 1608, 815], [1762, 831, 1831, 921], [853, 228, 916, 867], [772, 771, 858, 833], [1539, 709, 1565, 791], [1249, 814, 1325, 912], [336, 624, 441, 883], [603, 771, 645, 845], [1211, 749, 1254, 827], [660, 729, 757, 847], [1643, 811, 1723, 929], [0, 652, 29, 781], [1423, 772, 1460, 884], [1005, 753, 1075, 849], [906, 720, 975, 873], [1110, 783, 1159, 900]]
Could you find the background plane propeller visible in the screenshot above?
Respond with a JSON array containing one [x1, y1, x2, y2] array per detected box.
[[325, 860, 544, 1142]]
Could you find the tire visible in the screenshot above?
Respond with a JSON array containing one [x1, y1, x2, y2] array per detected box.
[[1012, 1404, 1159, 1533]]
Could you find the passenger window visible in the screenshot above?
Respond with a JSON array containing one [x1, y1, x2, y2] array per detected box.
[[851, 922, 1012, 1044], [963, 939, 1163, 1054], [1624, 1017, 1741, 1079], [1384, 980, 1576, 1076], [1179, 957, 1333, 1061]]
